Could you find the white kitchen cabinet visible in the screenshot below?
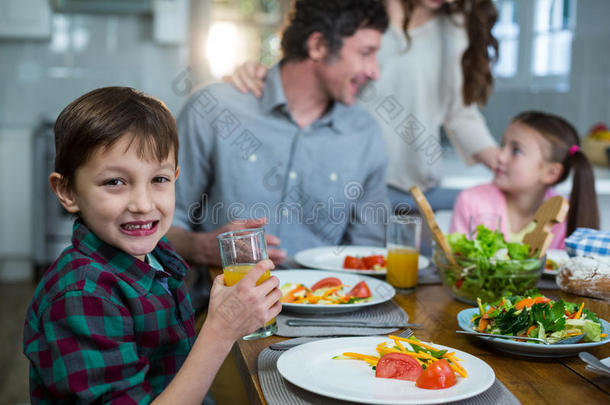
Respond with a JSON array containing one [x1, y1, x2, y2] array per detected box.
[[0, 0, 52, 39]]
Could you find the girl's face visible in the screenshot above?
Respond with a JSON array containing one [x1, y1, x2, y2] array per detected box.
[[493, 121, 557, 194]]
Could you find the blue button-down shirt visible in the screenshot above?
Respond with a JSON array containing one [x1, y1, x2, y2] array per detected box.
[[173, 64, 389, 256]]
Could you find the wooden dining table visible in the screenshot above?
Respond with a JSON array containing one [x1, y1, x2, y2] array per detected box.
[[223, 280, 609, 404]]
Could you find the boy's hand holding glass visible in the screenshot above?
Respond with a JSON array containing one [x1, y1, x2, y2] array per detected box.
[[207, 259, 281, 342], [216, 228, 281, 339]]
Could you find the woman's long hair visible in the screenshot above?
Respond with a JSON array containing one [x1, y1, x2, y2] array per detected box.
[[400, 0, 499, 106], [513, 111, 600, 236]]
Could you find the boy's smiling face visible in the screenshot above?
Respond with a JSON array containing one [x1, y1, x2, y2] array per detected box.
[[56, 135, 179, 260]]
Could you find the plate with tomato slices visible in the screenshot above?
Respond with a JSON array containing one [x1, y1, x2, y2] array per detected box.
[[273, 270, 395, 314], [276, 336, 495, 404], [294, 246, 429, 275]]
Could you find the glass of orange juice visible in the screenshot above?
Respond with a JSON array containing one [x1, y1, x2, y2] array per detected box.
[[217, 228, 277, 340], [386, 215, 422, 292]]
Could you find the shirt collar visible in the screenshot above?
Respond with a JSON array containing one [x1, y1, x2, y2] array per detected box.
[[71, 219, 189, 292], [261, 63, 351, 134]]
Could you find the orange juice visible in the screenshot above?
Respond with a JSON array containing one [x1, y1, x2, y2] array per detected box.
[[223, 264, 275, 326], [386, 247, 419, 289]]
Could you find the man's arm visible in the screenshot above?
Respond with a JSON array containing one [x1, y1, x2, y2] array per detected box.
[[167, 218, 285, 267]]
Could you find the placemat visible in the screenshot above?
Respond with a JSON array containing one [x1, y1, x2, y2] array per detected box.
[[276, 301, 409, 337], [258, 344, 520, 405]]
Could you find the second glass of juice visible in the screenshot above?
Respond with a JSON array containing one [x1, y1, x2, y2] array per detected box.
[[217, 228, 277, 340], [386, 215, 422, 292]]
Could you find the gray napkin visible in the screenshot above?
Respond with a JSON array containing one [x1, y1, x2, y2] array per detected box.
[[258, 345, 520, 405], [276, 301, 409, 337]]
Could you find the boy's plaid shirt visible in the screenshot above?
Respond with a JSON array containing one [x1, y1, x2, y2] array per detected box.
[[23, 220, 196, 404]]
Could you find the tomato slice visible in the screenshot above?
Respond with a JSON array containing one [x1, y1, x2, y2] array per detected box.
[[343, 256, 366, 269], [310, 277, 342, 291], [362, 255, 386, 269], [346, 281, 371, 298], [415, 359, 457, 389], [375, 352, 423, 381]]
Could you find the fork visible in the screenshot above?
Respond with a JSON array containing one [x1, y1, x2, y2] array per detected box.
[[268, 328, 414, 351]]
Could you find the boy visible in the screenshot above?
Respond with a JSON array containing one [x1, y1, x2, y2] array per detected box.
[[23, 87, 282, 404]]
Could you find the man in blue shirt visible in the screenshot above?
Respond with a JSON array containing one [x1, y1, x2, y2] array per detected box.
[[168, 0, 390, 267]]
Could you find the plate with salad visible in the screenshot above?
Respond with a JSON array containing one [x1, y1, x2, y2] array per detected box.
[[295, 246, 429, 275], [274, 270, 395, 314], [544, 249, 569, 276], [276, 336, 495, 404], [457, 294, 610, 357]]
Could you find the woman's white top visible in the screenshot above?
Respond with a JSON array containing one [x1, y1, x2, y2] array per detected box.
[[358, 15, 497, 192]]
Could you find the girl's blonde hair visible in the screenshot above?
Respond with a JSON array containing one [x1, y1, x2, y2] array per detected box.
[[513, 111, 600, 236]]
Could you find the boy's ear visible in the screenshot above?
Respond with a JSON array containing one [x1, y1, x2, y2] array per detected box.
[[306, 32, 328, 62], [174, 165, 181, 181], [542, 162, 564, 185], [49, 172, 79, 214]]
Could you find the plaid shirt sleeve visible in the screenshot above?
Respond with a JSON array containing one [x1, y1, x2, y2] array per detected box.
[[28, 291, 153, 404]]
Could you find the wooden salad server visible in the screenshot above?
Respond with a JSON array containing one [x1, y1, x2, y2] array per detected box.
[[409, 186, 457, 266], [522, 195, 569, 258]]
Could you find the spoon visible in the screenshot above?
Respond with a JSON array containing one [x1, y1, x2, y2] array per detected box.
[[579, 352, 610, 375], [457, 330, 585, 345]]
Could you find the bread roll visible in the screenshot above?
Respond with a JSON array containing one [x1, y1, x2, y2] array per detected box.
[[557, 256, 610, 300]]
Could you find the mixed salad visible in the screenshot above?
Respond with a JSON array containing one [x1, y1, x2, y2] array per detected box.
[[441, 225, 541, 302], [334, 335, 467, 389], [279, 277, 372, 305], [472, 294, 606, 344]]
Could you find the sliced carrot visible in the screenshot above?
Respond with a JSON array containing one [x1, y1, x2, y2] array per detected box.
[[515, 296, 550, 310], [280, 285, 307, 303], [478, 318, 489, 332], [343, 352, 380, 362], [388, 336, 441, 352], [377, 347, 436, 360], [574, 302, 585, 320]]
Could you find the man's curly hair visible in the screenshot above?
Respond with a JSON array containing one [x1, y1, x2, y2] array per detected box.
[[281, 0, 388, 62]]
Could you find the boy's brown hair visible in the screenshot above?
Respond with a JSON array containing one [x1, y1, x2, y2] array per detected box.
[[54, 86, 178, 189]]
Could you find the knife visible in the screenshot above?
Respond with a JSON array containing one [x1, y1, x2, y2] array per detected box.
[[286, 320, 423, 328]]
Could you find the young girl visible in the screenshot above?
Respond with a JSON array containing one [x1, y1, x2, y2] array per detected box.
[[449, 111, 600, 247]]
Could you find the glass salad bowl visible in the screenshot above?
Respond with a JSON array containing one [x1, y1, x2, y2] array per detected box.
[[433, 244, 545, 305]]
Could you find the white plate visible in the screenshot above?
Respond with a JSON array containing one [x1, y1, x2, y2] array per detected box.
[[543, 249, 569, 276], [273, 270, 395, 314], [294, 246, 430, 275], [277, 336, 495, 404], [457, 308, 610, 358]]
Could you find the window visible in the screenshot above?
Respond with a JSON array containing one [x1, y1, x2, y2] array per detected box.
[[532, 0, 576, 77], [492, 0, 519, 78], [492, 0, 577, 91]]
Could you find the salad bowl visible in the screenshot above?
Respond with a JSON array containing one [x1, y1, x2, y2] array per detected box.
[[434, 226, 544, 305]]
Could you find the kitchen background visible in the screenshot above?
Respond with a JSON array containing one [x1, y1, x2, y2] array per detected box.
[[0, 0, 609, 403]]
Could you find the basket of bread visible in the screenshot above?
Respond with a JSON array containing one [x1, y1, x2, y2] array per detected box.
[[558, 228, 610, 300]]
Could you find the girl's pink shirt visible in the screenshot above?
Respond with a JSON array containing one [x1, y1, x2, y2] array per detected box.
[[449, 183, 567, 249]]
